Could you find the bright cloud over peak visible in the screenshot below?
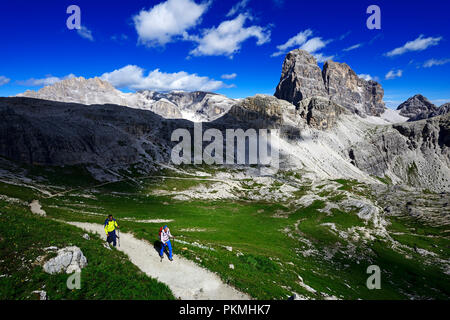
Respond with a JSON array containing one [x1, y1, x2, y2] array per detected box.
[[358, 74, 373, 81], [271, 29, 313, 57], [100, 65, 225, 92], [271, 29, 332, 61], [133, 0, 209, 47]]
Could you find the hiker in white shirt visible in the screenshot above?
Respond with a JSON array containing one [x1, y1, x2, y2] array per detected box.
[[159, 225, 175, 261]]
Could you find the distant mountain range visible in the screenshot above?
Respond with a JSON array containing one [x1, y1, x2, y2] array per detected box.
[[16, 53, 448, 124], [17, 77, 236, 122], [1, 49, 449, 192]]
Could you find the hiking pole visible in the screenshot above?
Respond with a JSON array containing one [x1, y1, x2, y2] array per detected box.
[[118, 229, 120, 247]]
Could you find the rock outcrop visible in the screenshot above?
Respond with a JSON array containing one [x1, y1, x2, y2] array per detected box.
[[222, 94, 346, 132], [43, 246, 88, 274], [322, 61, 385, 116], [406, 99, 450, 122], [225, 94, 296, 126], [274, 49, 386, 116], [349, 113, 450, 191], [298, 96, 348, 130]]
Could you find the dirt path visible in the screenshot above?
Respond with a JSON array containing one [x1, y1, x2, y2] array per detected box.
[[67, 221, 250, 300], [45, 171, 251, 199]]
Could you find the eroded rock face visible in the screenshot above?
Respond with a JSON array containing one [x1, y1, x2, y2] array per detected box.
[[397, 94, 438, 119], [228, 94, 296, 125], [43, 246, 87, 274], [214, 94, 304, 139], [150, 91, 235, 121], [0, 97, 181, 171], [274, 50, 386, 116], [322, 61, 385, 116], [274, 50, 327, 106], [406, 99, 450, 122], [148, 99, 182, 118], [214, 94, 347, 142], [349, 113, 450, 191], [298, 97, 348, 130]]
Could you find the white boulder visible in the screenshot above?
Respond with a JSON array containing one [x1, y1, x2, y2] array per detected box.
[[43, 246, 87, 274]]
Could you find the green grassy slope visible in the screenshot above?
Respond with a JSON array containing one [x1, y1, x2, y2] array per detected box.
[[0, 199, 174, 300], [0, 162, 449, 300]]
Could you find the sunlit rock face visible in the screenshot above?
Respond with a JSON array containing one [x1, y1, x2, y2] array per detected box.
[[274, 49, 386, 117]]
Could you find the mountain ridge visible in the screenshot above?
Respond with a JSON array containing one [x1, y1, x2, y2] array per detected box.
[[17, 77, 236, 122]]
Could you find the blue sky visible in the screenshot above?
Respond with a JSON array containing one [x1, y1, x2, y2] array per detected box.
[[0, 0, 449, 108]]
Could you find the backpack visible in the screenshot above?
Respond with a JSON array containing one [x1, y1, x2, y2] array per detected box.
[[158, 226, 163, 240], [105, 218, 116, 227]]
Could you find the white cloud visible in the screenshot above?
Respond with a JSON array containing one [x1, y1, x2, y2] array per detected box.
[[385, 35, 442, 57], [0, 76, 10, 86], [385, 69, 403, 80], [384, 100, 403, 109], [423, 58, 450, 68], [187, 14, 270, 57], [343, 43, 362, 52], [312, 53, 334, 63], [271, 29, 313, 57], [226, 0, 249, 17], [77, 26, 94, 41], [221, 73, 237, 79], [133, 0, 209, 47], [100, 65, 225, 91], [358, 74, 380, 82], [302, 37, 330, 53], [271, 29, 332, 61], [18, 74, 76, 86], [431, 99, 450, 105], [358, 74, 373, 81]]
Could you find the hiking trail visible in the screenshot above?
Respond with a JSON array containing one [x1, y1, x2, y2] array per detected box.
[[67, 221, 251, 300]]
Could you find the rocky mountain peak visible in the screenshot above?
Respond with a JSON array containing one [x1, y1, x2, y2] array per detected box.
[[396, 94, 438, 119], [20, 77, 117, 96], [274, 49, 386, 117], [17, 76, 127, 106], [275, 49, 327, 106]]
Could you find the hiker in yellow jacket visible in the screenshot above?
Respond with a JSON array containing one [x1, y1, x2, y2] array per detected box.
[[104, 215, 119, 247]]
